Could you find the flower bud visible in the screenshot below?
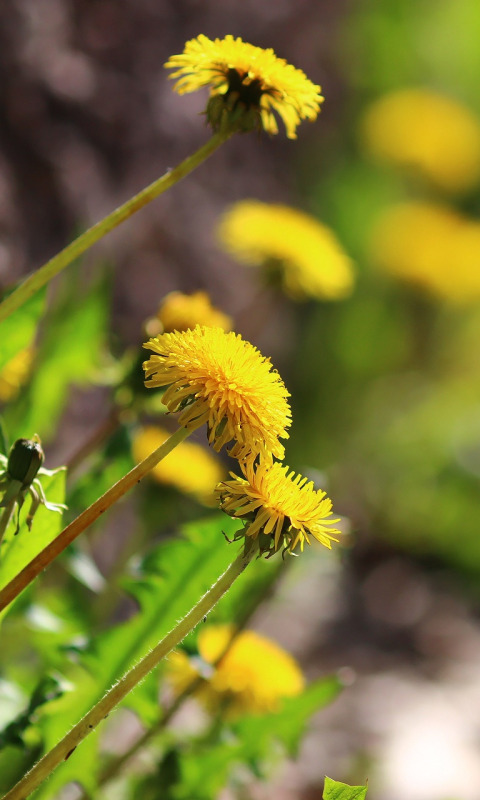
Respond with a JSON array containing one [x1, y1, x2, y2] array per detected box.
[[7, 438, 45, 486]]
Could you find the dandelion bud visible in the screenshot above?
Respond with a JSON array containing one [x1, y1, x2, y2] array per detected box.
[[8, 438, 45, 487]]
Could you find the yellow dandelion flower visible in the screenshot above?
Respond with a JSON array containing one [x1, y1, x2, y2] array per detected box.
[[361, 88, 480, 193], [0, 348, 34, 403], [156, 291, 232, 334], [168, 624, 304, 717], [132, 425, 225, 505], [217, 200, 354, 301], [216, 457, 340, 555], [370, 201, 480, 303], [143, 325, 291, 460], [165, 34, 323, 139]]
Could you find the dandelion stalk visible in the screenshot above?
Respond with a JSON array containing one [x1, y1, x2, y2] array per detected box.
[[0, 426, 190, 612], [0, 501, 15, 548], [1, 542, 256, 800], [0, 130, 232, 323]]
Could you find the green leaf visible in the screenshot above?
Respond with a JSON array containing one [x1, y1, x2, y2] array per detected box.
[[168, 675, 343, 800], [32, 514, 247, 798], [323, 776, 368, 800], [6, 275, 108, 441], [0, 290, 45, 372], [0, 468, 66, 604], [234, 674, 343, 760]]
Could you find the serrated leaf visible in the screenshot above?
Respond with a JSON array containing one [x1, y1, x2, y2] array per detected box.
[[0, 468, 66, 608], [32, 514, 247, 799], [323, 776, 368, 800], [0, 290, 45, 372]]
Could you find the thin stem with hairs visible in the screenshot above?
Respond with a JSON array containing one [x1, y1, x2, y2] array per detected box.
[[0, 129, 233, 324]]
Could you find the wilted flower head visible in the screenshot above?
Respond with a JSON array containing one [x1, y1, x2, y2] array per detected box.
[[165, 34, 323, 139], [218, 200, 354, 301], [168, 624, 304, 717], [361, 88, 480, 193], [143, 326, 291, 460], [132, 425, 225, 505], [149, 291, 232, 336], [216, 457, 340, 556], [370, 201, 480, 303]]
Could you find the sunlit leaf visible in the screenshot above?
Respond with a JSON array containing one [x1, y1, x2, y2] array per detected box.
[[0, 290, 45, 373], [323, 776, 368, 800]]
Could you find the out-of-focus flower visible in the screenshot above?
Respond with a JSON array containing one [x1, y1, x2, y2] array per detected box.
[[168, 624, 304, 717], [0, 348, 34, 403], [217, 201, 354, 301], [143, 326, 291, 460], [165, 35, 323, 139], [132, 425, 225, 505], [216, 458, 340, 556], [361, 88, 480, 193], [146, 291, 232, 337], [370, 201, 480, 303]]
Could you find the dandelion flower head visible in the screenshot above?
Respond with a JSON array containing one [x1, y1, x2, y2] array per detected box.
[[168, 624, 304, 717], [218, 201, 354, 301], [370, 201, 480, 303], [165, 34, 323, 139], [143, 325, 291, 460], [132, 425, 225, 505], [361, 88, 480, 193], [216, 457, 340, 555]]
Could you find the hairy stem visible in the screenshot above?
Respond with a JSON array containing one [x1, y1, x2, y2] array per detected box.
[[0, 130, 232, 323]]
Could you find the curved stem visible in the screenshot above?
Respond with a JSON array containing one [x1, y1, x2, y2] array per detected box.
[[0, 425, 191, 612], [1, 543, 256, 800], [0, 131, 232, 323]]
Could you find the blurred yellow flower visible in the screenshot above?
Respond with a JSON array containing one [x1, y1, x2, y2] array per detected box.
[[370, 201, 480, 303], [132, 425, 225, 505], [217, 200, 354, 301], [361, 88, 480, 193], [216, 457, 340, 555], [155, 291, 232, 334], [168, 624, 304, 717], [0, 348, 34, 403], [165, 34, 323, 139], [143, 326, 291, 460]]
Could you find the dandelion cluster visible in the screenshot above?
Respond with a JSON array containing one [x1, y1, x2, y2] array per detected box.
[[165, 34, 323, 139]]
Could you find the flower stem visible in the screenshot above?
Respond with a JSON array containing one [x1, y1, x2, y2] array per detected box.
[[0, 130, 232, 323], [1, 543, 256, 800], [0, 425, 191, 612], [0, 501, 15, 548]]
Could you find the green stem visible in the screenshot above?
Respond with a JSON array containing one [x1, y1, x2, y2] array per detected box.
[[0, 425, 191, 612], [0, 501, 15, 548], [1, 543, 256, 800], [0, 130, 232, 323]]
